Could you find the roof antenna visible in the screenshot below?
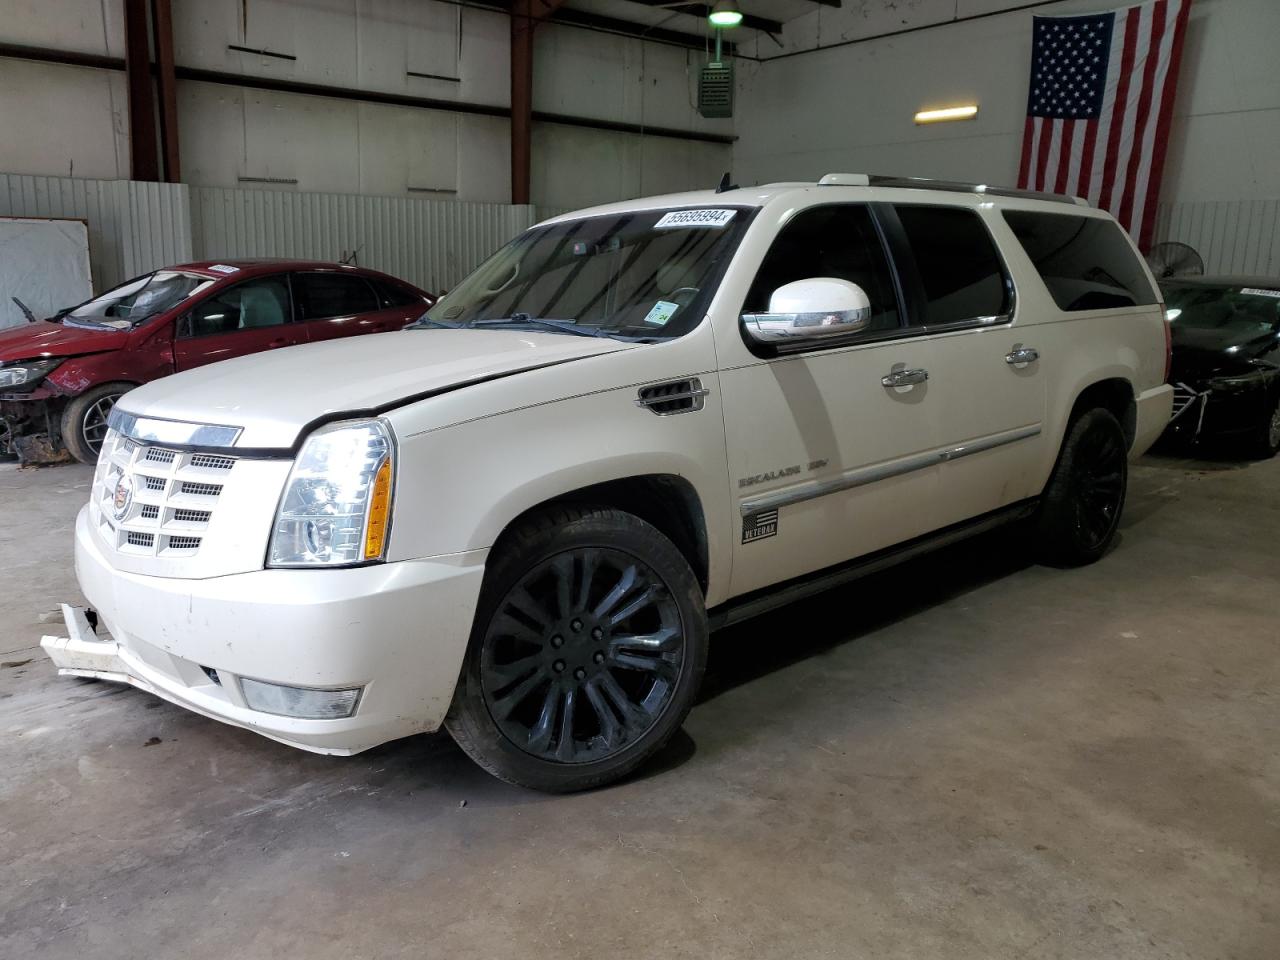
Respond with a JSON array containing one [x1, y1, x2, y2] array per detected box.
[[716, 171, 738, 194]]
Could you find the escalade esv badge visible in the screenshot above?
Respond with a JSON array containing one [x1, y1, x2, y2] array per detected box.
[[111, 473, 134, 521]]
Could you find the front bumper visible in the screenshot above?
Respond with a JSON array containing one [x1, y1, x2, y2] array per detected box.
[[1163, 378, 1271, 443], [43, 505, 487, 755]]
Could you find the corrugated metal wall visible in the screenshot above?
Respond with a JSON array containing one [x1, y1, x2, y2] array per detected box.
[[0, 174, 191, 292], [1153, 198, 1280, 277], [16, 171, 1275, 296], [190, 188, 541, 294]]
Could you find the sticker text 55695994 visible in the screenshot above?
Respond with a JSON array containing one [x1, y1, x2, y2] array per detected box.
[[654, 209, 737, 229]]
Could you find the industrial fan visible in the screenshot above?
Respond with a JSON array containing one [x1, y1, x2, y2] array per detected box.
[[1146, 241, 1205, 279]]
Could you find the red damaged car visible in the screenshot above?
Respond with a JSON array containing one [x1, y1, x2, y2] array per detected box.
[[0, 260, 434, 463]]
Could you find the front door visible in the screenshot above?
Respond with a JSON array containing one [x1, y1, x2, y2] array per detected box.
[[174, 274, 303, 371], [884, 204, 1047, 527], [718, 203, 944, 597]]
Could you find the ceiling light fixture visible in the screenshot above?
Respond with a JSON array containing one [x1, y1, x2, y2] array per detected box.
[[708, 0, 744, 28], [914, 105, 979, 124]]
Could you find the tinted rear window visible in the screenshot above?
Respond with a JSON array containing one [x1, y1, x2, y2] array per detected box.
[[374, 279, 427, 308], [1002, 211, 1157, 312], [294, 273, 379, 320], [894, 206, 1011, 325]]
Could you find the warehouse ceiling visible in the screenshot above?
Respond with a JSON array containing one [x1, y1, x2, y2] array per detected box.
[[560, 0, 839, 40]]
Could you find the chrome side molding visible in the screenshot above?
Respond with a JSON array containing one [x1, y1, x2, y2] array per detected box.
[[740, 424, 1042, 516]]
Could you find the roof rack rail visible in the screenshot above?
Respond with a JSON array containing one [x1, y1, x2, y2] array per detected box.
[[817, 173, 1089, 207]]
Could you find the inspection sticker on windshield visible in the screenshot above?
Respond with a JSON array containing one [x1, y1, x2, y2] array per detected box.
[[654, 209, 737, 229], [643, 300, 680, 327], [1241, 287, 1280, 298], [208, 264, 240, 274]]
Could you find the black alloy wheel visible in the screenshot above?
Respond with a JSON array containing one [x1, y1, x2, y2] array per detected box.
[[1035, 407, 1129, 566], [1070, 416, 1127, 552], [480, 547, 685, 763], [446, 506, 707, 792]]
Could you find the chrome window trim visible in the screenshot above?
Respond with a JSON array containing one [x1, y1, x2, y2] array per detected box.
[[108, 409, 244, 449], [920, 314, 1013, 335], [740, 423, 1041, 516]]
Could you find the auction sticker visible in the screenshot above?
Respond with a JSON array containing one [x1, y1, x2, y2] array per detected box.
[[208, 264, 240, 274], [1241, 287, 1280, 298], [654, 209, 737, 229]]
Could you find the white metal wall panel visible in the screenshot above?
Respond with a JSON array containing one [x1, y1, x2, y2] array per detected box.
[[1154, 198, 1280, 277], [0, 174, 191, 293], [190, 186, 541, 294]]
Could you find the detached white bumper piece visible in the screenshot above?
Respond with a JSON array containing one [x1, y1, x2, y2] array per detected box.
[[42, 506, 488, 756], [42, 603, 131, 679]]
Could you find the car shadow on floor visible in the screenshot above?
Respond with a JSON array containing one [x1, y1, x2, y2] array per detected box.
[[697, 526, 1034, 707]]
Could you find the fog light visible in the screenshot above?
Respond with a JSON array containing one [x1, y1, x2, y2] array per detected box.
[[240, 677, 362, 719]]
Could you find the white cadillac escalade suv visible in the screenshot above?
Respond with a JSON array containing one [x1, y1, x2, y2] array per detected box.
[[44, 174, 1173, 791]]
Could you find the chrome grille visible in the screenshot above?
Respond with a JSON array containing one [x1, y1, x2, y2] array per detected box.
[[190, 453, 235, 470], [91, 430, 239, 558], [180, 481, 223, 497]]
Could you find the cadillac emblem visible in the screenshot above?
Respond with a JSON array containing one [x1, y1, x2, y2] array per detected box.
[[111, 472, 135, 521]]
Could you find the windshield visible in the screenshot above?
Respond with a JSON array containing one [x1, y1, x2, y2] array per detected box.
[[64, 271, 215, 329], [423, 206, 754, 340], [1163, 283, 1280, 338]]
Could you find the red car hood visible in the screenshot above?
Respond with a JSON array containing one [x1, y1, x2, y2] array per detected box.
[[0, 320, 127, 363]]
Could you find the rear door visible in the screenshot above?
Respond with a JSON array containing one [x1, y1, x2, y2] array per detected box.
[[884, 204, 1047, 526], [173, 274, 303, 371], [293, 271, 416, 342]]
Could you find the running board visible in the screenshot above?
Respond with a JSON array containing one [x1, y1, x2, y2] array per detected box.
[[708, 500, 1038, 631]]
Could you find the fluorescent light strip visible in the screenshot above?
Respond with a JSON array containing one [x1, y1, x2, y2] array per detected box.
[[914, 105, 979, 124]]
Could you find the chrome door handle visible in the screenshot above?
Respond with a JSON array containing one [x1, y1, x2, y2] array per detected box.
[[881, 368, 929, 387], [1005, 346, 1040, 365]]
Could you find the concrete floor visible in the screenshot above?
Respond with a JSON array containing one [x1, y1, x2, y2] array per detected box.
[[2, 455, 1277, 960]]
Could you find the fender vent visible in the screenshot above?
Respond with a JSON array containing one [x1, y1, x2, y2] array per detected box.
[[636, 378, 709, 416]]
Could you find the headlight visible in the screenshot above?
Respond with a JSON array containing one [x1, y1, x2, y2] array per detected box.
[[0, 358, 62, 389], [1206, 368, 1273, 393], [268, 419, 395, 567]]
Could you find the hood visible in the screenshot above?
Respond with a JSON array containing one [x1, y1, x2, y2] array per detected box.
[[0, 319, 127, 363], [1169, 325, 1280, 382], [117, 328, 636, 449]]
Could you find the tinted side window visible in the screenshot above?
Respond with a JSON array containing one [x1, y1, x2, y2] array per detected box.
[[295, 273, 379, 320], [744, 205, 900, 332], [374, 279, 426, 308], [185, 277, 291, 337], [1002, 211, 1157, 312], [894, 206, 1011, 326]]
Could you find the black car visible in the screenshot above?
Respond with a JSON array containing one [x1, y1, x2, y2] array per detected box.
[[1161, 277, 1280, 458]]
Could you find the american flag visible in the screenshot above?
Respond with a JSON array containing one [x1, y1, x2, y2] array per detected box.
[[1017, 0, 1191, 250]]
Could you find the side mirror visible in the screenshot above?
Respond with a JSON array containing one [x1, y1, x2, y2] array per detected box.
[[742, 278, 872, 347]]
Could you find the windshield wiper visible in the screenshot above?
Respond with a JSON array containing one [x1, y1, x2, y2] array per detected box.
[[11, 297, 36, 324], [407, 314, 463, 329], [469, 315, 606, 339]]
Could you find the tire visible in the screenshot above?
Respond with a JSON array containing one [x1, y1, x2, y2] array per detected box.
[[61, 382, 132, 464], [1247, 391, 1280, 459], [445, 505, 708, 792], [1035, 407, 1129, 567]]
